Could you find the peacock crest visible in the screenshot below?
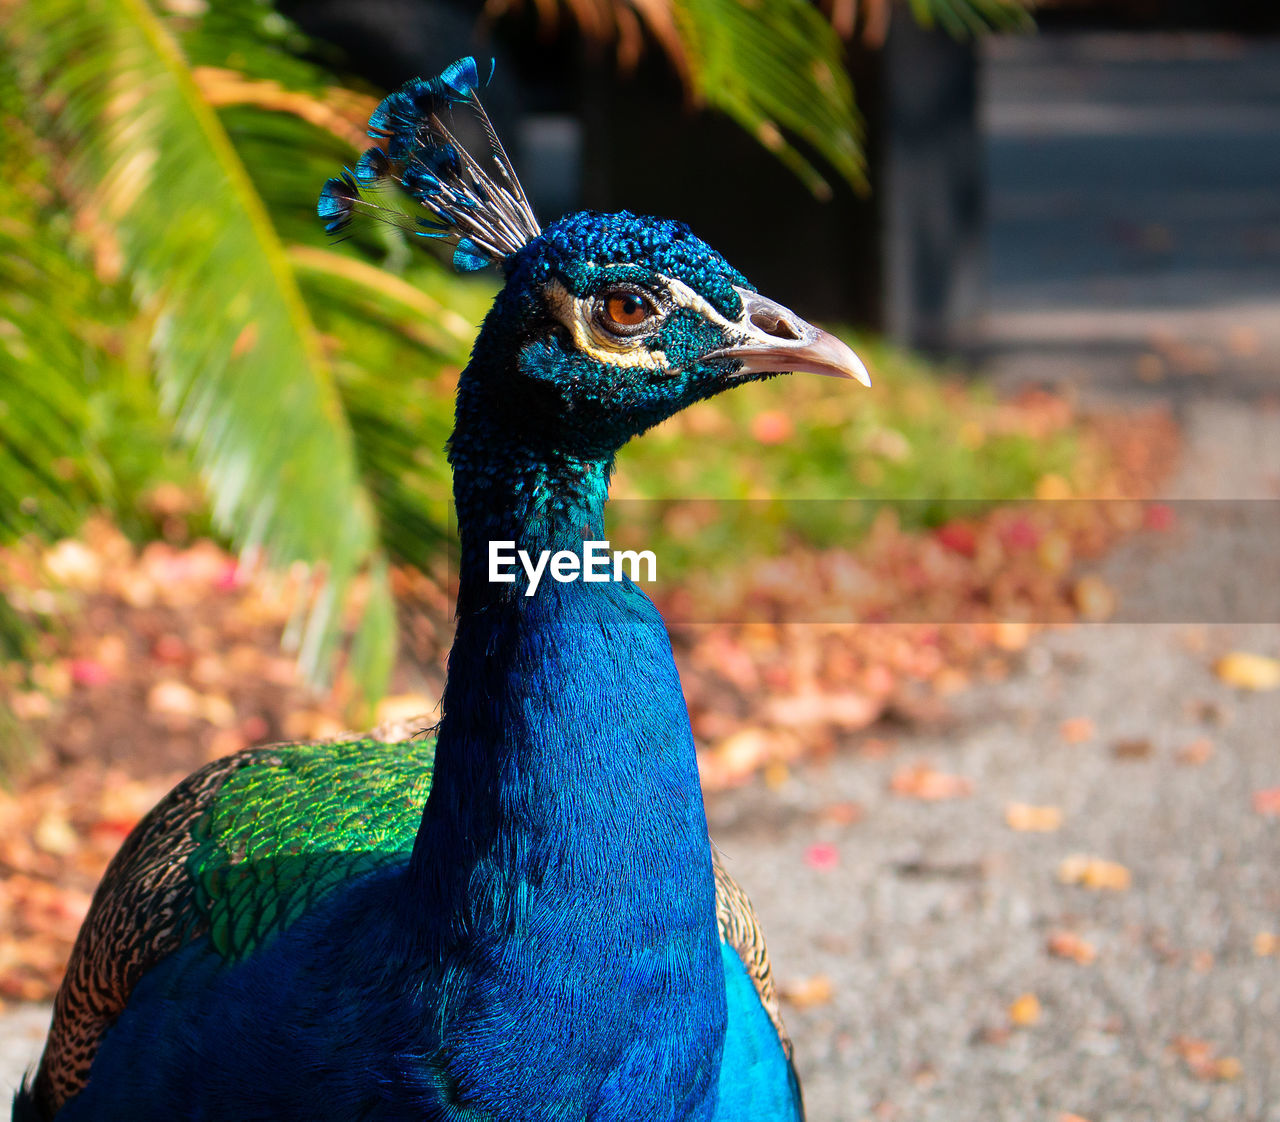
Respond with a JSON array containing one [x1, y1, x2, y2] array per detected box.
[[318, 57, 541, 272]]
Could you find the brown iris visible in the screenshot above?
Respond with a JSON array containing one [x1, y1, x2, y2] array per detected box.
[[600, 290, 652, 330]]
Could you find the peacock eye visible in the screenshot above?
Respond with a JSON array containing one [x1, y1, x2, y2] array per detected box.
[[596, 288, 657, 335]]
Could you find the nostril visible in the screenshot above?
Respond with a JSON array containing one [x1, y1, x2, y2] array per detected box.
[[750, 310, 801, 341]]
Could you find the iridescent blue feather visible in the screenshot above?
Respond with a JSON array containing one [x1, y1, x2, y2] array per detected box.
[[318, 57, 540, 272]]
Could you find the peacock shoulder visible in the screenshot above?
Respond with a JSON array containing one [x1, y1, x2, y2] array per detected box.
[[31, 735, 435, 1115]]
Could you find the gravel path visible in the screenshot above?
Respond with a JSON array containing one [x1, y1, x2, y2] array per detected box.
[[711, 30, 1280, 1122], [712, 616, 1280, 1122], [4, 28, 1279, 1121]]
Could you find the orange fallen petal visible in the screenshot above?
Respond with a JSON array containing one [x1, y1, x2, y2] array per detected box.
[[890, 763, 973, 801], [1215, 652, 1280, 691], [1006, 803, 1063, 832], [1046, 931, 1097, 965], [1008, 992, 1041, 1027], [1057, 855, 1131, 891]]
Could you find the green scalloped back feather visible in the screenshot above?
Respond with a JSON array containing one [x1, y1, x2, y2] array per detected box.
[[188, 738, 435, 960]]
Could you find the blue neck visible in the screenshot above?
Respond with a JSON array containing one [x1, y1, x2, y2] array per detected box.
[[405, 391, 725, 1118]]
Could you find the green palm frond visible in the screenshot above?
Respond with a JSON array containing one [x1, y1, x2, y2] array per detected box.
[[905, 0, 1032, 37], [0, 55, 101, 542], [673, 0, 864, 198], [11, 0, 389, 685], [291, 246, 479, 572], [494, 0, 1031, 197], [0, 222, 96, 541]]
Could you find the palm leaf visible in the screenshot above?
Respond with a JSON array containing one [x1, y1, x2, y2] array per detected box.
[[0, 52, 104, 542], [493, 0, 1032, 197], [0, 223, 96, 540], [672, 0, 865, 198], [905, 0, 1032, 37], [291, 245, 478, 572], [10, 0, 390, 685]]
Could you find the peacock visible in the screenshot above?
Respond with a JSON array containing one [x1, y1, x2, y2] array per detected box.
[[15, 57, 869, 1121]]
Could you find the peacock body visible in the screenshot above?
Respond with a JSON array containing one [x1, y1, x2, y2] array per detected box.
[[15, 58, 868, 1121]]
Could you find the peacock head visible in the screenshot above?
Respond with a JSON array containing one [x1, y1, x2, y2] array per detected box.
[[320, 58, 869, 458]]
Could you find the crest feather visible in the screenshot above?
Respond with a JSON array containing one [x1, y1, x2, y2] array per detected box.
[[317, 57, 541, 271]]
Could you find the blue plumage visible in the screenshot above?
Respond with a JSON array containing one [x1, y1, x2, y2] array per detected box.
[[324, 60, 539, 268], [18, 56, 870, 1122]]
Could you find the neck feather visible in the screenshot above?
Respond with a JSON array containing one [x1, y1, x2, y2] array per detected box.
[[402, 371, 725, 1118]]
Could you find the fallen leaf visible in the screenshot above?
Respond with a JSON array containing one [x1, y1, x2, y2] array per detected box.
[[1208, 1057, 1243, 1081], [1171, 1037, 1242, 1081], [779, 974, 834, 1009], [374, 693, 437, 727], [200, 693, 237, 728], [1253, 932, 1276, 956], [1214, 652, 1280, 691], [1171, 1036, 1213, 1065], [804, 843, 840, 871], [991, 622, 1031, 652], [1046, 931, 1097, 964], [935, 522, 977, 558], [817, 801, 864, 827], [1059, 717, 1095, 744], [1184, 698, 1229, 726], [1000, 515, 1040, 551], [714, 729, 773, 779], [972, 1024, 1012, 1046], [889, 763, 973, 801], [282, 710, 346, 742], [1252, 788, 1280, 816], [69, 659, 114, 687], [42, 539, 102, 589], [764, 692, 879, 729], [146, 679, 201, 718], [1037, 532, 1072, 575], [33, 808, 78, 857], [1008, 992, 1041, 1026], [9, 692, 52, 721], [762, 761, 790, 790], [1176, 738, 1214, 766], [1073, 576, 1116, 621], [1111, 738, 1153, 760], [1057, 855, 1131, 891], [152, 633, 188, 664], [1006, 803, 1063, 832]]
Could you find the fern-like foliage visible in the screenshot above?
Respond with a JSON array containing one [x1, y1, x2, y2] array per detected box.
[[0, 52, 104, 543], [487, 0, 1032, 197], [7, 0, 426, 695], [903, 0, 1032, 39], [673, 0, 865, 199]]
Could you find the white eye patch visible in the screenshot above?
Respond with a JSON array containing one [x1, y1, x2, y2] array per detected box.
[[543, 278, 670, 372]]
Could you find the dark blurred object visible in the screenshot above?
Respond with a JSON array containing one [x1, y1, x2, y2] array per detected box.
[[1035, 0, 1280, 32], [878, 17, 983, 355]]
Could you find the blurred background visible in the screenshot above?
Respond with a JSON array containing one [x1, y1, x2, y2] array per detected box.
[[1, 0, 1279, 1117]]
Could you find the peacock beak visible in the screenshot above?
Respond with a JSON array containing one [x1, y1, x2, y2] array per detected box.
[[706, 286, 875, 386], [709, 286, 871, 387]]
